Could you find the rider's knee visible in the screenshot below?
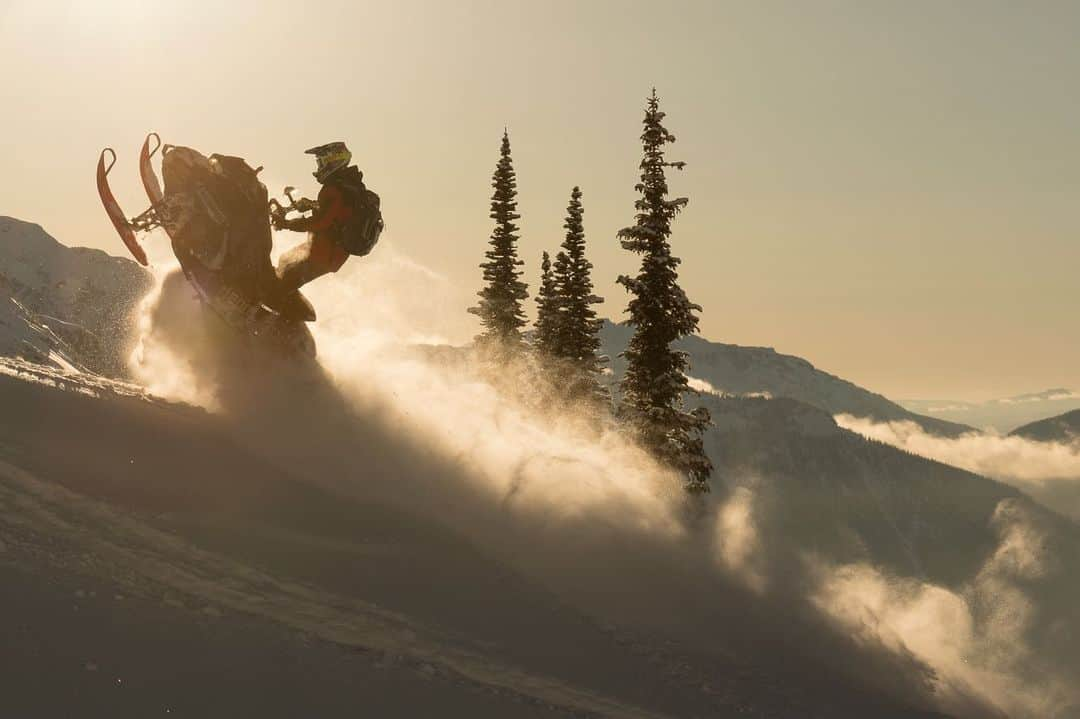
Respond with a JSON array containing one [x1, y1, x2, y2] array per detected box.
[[309, 235, 349, 273]]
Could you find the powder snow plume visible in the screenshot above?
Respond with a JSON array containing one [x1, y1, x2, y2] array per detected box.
[[719, 483, 1080, 718], [810, 500, 1080, 718], [303, 245, 688, 537], [130, 240, 691, 558]]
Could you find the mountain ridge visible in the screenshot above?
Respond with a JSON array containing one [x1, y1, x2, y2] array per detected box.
[[600, 320, 975, 437], [0, 216, 152, 376], [1010, 408, 1080, 445]]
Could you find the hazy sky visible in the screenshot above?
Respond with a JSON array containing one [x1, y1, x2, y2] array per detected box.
[[1, 0, 1077, 400]]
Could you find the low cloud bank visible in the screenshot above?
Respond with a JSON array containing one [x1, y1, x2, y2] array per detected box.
[[836, 414, 1080, 519], [687, 375, 771, 399]]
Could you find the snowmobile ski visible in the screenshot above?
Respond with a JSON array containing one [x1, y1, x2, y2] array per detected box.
[[96, 148, 149, 266], [139, 132, 164, 206]]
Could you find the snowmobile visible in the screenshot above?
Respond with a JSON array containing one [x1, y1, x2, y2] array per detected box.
[[96, 133, 316, 358]]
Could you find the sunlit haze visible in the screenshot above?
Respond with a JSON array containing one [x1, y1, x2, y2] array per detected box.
[[2, 0, 1077, 400]]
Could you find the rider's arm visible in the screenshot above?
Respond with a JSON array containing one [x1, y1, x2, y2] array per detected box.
[[282, 184, 345, 232]]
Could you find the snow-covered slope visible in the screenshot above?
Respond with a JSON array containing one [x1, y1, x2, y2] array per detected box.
[[5, 354, 1078, 716], [0, 216, 151, 376], [0, 358, 951, 718], [599, 320, 974, 437], [0, 295, 87, 371]]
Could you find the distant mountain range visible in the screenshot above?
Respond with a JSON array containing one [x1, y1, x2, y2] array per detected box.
[[1011, 408, 1080, 445], [900, 389, 1080, 434], [0, 216, 151, 376], [599, 321, 974, 437]]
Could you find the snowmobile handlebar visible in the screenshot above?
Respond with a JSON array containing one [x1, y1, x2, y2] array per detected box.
[[269, 186, 318, 229]]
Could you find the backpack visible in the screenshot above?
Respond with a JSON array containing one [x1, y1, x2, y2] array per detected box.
[[332, 167, 384, 257]]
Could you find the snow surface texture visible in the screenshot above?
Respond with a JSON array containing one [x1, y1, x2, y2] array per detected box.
[[0, 295, 85, 371], [0, 418, 666, 718], [119, 236, 1080, 719]]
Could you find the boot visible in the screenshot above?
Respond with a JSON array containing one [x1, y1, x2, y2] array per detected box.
[[269, 288, 316, 322]]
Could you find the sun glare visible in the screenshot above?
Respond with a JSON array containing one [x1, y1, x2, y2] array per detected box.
[[6, 0, 163, 39]]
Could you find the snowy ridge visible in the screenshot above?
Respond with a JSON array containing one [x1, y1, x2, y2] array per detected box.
[[1010, 409, 1080, 445], [600, 320, 973, 437], [0, 216, 151, 376]]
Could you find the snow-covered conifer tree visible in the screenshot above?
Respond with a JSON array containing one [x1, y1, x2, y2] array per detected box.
[[534, 251, 561, 356], [616, 91, 712, 494], [469, 130, 529, 350], [551, 186, 608, 406]]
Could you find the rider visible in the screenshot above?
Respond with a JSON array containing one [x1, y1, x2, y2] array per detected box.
[[271, 142, 382, 316]]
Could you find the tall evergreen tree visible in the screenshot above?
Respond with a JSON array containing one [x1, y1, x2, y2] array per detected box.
[[551, 186, 608, 405], [616, 90, 712, 494], [534, 251, 561, 356], [469, 130, 529, 350]]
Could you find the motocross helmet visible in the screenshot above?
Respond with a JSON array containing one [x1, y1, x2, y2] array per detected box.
[[305, 142, 352, 183]]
